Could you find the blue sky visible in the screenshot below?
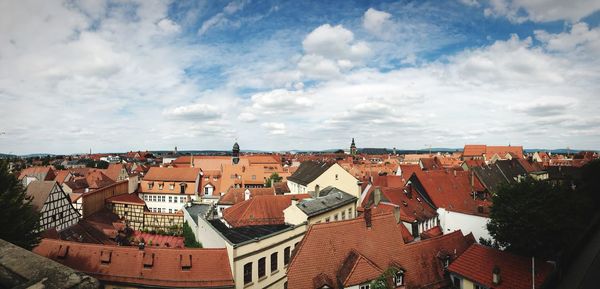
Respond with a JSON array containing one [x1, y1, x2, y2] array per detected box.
[[1, 0, 600, 154]]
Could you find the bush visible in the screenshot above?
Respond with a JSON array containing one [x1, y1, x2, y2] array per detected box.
[[183, 221, 202, 248]]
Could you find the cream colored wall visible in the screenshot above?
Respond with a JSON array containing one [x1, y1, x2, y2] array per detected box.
[[308, 164, 360, 198], [308, 202, 356, 225], [229, 224, 307, 289], [283, 204, 307, 225]]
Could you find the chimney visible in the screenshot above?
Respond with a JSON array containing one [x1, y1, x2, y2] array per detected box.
[[244, 189, 251, 201], [374, 187, 382, 206], [393, 206, 400, 223], [138, 242, 145, 250], [364, 207, 372, 228], [314, 184, 320, 198], [471, 171, 475, 188], [492, 266, 501, 285]]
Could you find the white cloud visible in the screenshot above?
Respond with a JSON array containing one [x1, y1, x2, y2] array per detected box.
[[302, 24, 370, 61], [363, 8, 392, 39], [535, 23, 600, 57], [157, 18, 181, 34], [163, 103, 223, 121], [250, 89, 313, 114], [198, 0, 248, 35], [482, 0, 600, 23], [261, 122, 286, 135]]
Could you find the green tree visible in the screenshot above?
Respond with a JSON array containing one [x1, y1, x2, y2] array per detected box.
[[264, 172, 283, 187], [0, 160, 40, 249], [370, 267, 400, 289], [183, 221, 202, 248], [487, 178, 592, 259]]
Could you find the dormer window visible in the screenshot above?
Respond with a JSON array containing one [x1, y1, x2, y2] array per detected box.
[[394, 270, 405, 286], [158, 183, 164, 190], [170, 183, 175, 190], [148, 182, 154, 190]]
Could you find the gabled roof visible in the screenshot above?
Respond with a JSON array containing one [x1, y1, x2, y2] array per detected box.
[[362, 185, 437, 223], [53, 170, 71, 184], [222, 194, 311, 227], [296, 187, 357, 217], [144, 167, 200, 182], [287, 213, 475, 289], [463, 145, 487, 157], [104, 163, 126, 181], [19, 166, 55, 181], [287, 161, 335, 186], [26, 181, 59, 212], [218, 187, 275, 205], [448, 244, 554, 289], [33, 239, 234, 288], [337, 250, 383, 287]]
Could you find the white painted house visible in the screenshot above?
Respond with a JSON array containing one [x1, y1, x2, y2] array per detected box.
[[287, 161, 361, 198]]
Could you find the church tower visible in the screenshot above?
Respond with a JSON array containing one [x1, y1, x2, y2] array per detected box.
[[232, 142, 240, 165], [350, 138, 357, 156]]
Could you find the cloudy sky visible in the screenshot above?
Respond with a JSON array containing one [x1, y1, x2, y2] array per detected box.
[[1, 0, 599, 154]]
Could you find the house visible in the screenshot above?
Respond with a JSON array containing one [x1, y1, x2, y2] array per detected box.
[[33, 239, 235, 288], [19, 166, 56, 187], [362, 184, 439, 238], [104, 163, 129, 182], [216, 187, 276, 217], [105, 193, 146, 230], [139, 167, 201, 214], [287, 161, 361, 198], [407, 170, 493, 241], [472, 159, 541, 194], [25, 181, 80, 232], [462, 145, 524, 163], [284, 186, 357, 225], [222, 194, 310, 227], [286, 212, 475, 289], [184, 203, 308, 289], [448, 244, 554, 289]]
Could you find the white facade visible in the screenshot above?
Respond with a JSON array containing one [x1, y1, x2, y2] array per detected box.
[[139, 193, 196, 214], [287, 163, 361, 198], [437, 208, 492, 241]]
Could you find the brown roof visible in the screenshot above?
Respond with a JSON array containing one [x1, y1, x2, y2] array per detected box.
[[106, 193, 146, 206], [144, 167, 200, 182], [104, 163, 126, 181], [287, 213, 475, 289], [19, 166, 55, 180], [53, 170, 71, 184], [463, 145, 487, 157], [448, 244, 554, 289], [33, 239, 234, 288], [223, 194, 310, 227], [25, 181, 59, 212], [218, 187, 276, 205]]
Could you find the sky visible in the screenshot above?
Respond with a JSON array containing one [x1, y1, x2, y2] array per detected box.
[[1, 0, 600, 154]]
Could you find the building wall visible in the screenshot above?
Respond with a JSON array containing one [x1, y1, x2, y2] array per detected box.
[[437, 208, 491, 241], [39, 185, 80, 232], [308, 164, 361, 198], [142, 212, 183, 233], [139, 193, 195, 213], [308, 202, 356, 225], [194, 217, 228, 249], [229, 224, 307, 289], [81, 181, 129, 218], [127, 175, 139, 194], [109, 203, 145, 230]]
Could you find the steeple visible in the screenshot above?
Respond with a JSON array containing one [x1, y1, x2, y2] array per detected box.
[[232, 142, 240, 165], [350, 138, 357, 156]]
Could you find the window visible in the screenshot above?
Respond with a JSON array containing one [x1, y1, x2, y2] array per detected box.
[[284, 247, 291, 265], [348, 208, 352, 218], [124, 204, 128, 208], [271, 252, 278, 273], [475, 285, 485, 289], [158, 183, 164, 190], [161, 196, 166, 202], [334, 214, 339, 221], [341, 211, 346, 220], [180, 196, 186, 203], [204, 186, 210, 194], [359, 284, 370, 289], [394, 270, 404, 286], [168, 196, 172, 203], [170, 183, 175, 190], [169, 209, 172, 213], [325, 217, 330, 223], [148, 183, 153, 189], [335, 174, 339, 180], [243, 262, 252, 284], [258, 257, 266, 278]]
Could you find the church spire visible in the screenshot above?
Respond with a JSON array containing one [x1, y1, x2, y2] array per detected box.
[[350, 138, 357, 156]]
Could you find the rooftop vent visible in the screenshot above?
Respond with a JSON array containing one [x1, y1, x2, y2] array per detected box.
[[100, 250, 112, 265], [143, 253, 154, 269], [180, 254, 192, 271]]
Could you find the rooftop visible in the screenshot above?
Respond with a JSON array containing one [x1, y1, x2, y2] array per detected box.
[[297, 186, 357, 217], [208, 219, 293, 245], [287, 161, 335, 185]]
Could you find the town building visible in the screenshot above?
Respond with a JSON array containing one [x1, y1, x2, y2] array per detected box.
[[19, 166, 56, 187], [462, 145, 524, 163], [448, 244, 554, 289], [25, 181, 80, 232], [284, 186, 357, 225], [287, 161, 361, 198], [33, 239, 235, 288], [139, 167, 201, 213]]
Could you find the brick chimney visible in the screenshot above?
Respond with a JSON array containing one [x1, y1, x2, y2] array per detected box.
[[364, 207, 372, 228], [314, 184, 320, 198], [492, 266, 501, 285]]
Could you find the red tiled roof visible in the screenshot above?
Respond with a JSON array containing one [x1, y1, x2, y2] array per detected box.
[[33, 239, 234, 288], [362, 186, 437, 224], [448, 244, 554, 289], [462, 159, 486, 169], [133, 232, 184, 248], [338, 250, 383, 287], [144, 167, 200, 182], [411, 170, 490, 216], [420, 157, 443, 170], [287, 213, 475, 289], [105, 163, 126, 181], [421, 225, 443, 239], [463, 145, 487, 157], [106, 193, 146, 206], [218, 187, 275, 205], [53, 170, 71, 184], [463, 145, 524, 159], [18, 166, 55, 180], [223, 194, 310, 227]]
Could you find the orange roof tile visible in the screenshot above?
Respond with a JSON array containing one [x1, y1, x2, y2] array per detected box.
[[144, 167, 200, 182], [33, 239, 234, 288], [106, 193, 146, 206], [218, 187, 275, 205], [223, 194, 310, 227], [448, 244, 554, 289]]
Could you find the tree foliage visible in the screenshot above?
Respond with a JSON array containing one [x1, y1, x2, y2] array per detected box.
[[0, 160, 40, 249], [183, 221, 202, 248], [487, 170, 597, 259], [264, 172, 283, 187]]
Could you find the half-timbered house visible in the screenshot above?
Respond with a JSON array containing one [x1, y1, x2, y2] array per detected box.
[[26, 181, 80, 232]]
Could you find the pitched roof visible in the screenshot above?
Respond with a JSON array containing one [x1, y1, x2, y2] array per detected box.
[[104, 163, 126, 181], [287, 161, 335, 185], [106, 193, 145, 206], [337, 250, 383, 287], [19, 166, 55, 181], [143, 167, 200, 182], [287, 213, 475, 289], [33, 239, 234, 288], [362, 186, 437, 223], [448, 244, 554, 289], [463, 145, 487, 157], [26, 181, 59, 212], [223, 194, 310, 227], [218, 187, 275, 205], [296, 187, 357, 217], [420, 225, 443, 239], [410, 170, 490, 216], [53, 170, 71, 184]]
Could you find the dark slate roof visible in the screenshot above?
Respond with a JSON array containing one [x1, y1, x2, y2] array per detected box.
[[297, 187, 357, 217], [546, 166, 582, 181], [472, 165, 511, 194], [359, 148, 390, 155], [494, 159, 528, 180], [287, 161, 334, 186], [208, 219, 292, 245], [184, 203, 212, 226]]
